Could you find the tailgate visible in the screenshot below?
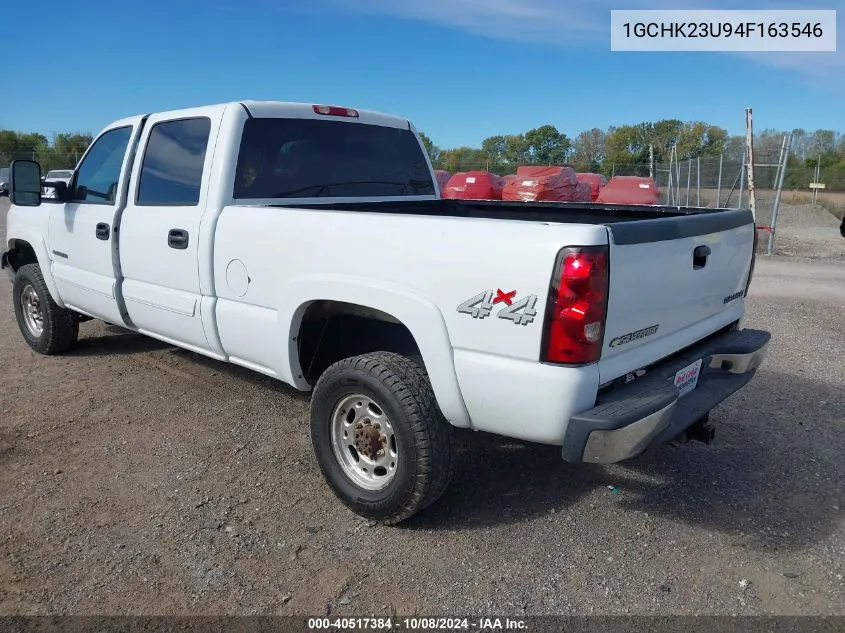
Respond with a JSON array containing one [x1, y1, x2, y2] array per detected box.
[[599, 210, 755, 383]]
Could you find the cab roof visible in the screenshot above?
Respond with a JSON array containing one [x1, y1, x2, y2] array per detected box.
[[104, 101, 414, 133]]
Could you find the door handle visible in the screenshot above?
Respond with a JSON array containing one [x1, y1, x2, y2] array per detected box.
[[95, 223, 110, 240], [693, 245, 711, 269], [168, 228, 189, 250]]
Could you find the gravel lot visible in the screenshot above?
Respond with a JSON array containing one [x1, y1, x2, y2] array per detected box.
[[760, 202, 845, 260], [1, 197, 843, 616]]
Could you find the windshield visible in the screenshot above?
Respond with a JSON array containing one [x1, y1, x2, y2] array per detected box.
[[233, 118, 435, 199], [0, 168, 8, 180], [46, 171, 73, 179]]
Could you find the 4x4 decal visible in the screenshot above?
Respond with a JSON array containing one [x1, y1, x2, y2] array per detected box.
[[457, 289, 538, 326]]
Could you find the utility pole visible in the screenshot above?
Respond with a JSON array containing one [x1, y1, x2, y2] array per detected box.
[[812, 154, 821, 205], [745, 107, 757, 221]]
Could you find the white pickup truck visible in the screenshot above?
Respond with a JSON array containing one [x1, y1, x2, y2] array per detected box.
[[2, 101, 770, 524]]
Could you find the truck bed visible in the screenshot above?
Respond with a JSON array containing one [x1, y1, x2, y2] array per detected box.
[[286, 199, 754, 244], [258, 197, 757, 393]]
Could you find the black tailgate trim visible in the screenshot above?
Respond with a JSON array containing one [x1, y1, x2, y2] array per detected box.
[[608, 208, 754, 245]]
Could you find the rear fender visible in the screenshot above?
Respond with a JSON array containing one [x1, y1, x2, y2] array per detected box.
[[277, 274, 472, 428]]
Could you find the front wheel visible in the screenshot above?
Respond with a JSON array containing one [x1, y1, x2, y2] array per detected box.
[[310, 351, 454, 525], [12, 263, 79, 355]]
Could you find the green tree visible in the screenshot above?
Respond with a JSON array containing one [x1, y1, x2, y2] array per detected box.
[[481, 135, 508, 165], [418, 132, 441, 165], [605, 119, 727, 166], [810, 129, 836, 156], [0, 128, 92, 171], [604, 124, 648, 165], [570, 128, 606, 172], [522, 125, 570, 164], [723, 134, 745, 161], [437, 147, 488, 173], [503, 134, 530, 164], [677, 122, 726, 158]]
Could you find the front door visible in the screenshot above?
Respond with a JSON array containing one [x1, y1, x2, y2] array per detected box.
[[118, 109, 221, 353], [48, 122, 141, 324]]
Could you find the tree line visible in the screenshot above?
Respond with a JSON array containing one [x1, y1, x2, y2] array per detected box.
[[0, 130, 93, 174], [2, 121, 843, 191], [420, 121, 845, 191]]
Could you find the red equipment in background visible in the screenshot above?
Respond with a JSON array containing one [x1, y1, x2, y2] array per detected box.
[[596, 176, 661, 205], [502, 166, 591, 202], [441, 171, 506, 200], [575, 173, 608, 202], [434, 170, 452, 193]]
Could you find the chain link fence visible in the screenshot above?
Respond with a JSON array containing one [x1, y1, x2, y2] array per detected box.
[[651, 153, 785, 229]]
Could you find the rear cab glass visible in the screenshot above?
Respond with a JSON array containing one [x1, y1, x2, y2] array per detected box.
[[233, 118, 435, 199]]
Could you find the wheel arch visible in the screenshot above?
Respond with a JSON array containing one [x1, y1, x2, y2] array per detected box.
[[4, 231, 64, 307], [278, 275, 471, 428]]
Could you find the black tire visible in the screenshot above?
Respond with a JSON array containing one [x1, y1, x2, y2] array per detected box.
[[12, 263, 79, 355], [310, 351, 454, 525]]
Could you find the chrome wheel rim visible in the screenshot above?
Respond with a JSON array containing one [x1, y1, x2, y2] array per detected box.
[[330, 394, 398, 491], [20, 284, 44, 338]]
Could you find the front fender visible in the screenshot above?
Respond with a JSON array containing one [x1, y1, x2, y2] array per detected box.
[[277, 274, 472, 429], [5, 229, 64, 307]]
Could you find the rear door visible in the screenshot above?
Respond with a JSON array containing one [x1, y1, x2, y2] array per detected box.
[[48, 120, 143, 324], [118, 107, 224, 353], [598, 212, 755, 383]]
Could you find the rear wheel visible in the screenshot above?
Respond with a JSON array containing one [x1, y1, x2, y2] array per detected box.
[[12, 263, 79, 355], [310, 351, 454, 525]]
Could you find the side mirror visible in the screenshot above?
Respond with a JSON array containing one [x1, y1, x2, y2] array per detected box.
[[10, 160, 42, 207]]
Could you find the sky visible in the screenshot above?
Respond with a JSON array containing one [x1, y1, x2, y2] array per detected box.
[[2, 0, 842, 149]]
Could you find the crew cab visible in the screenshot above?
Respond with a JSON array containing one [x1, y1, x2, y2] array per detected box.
[[2, 101, 770, 524]]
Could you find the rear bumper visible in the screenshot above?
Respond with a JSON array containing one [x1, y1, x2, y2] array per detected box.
[[561, 327, 771, 464]]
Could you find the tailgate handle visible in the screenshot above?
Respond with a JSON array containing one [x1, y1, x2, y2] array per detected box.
[[693, 245, 711, 269]]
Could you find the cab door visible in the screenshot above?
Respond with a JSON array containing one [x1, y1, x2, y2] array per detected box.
[[117, 107, 224, 353], [47, 119, 144, 324]]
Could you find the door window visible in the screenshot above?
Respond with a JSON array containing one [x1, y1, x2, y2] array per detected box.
[[136, 117, 211, 206], [72, 126, 133, 204]]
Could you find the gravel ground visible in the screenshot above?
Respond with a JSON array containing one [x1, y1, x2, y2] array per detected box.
[[765, 203, 841, 230], [766, 228, 845, 260], [1, 197, 844, 616], [760, 203, 845, 260]]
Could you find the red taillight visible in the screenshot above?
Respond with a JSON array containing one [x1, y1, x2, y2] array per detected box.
[[312, 104, 359, 118], [541, 246, 609, 364]]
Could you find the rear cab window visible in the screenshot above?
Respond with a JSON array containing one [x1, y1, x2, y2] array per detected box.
[[233, 118, 435, 199]]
